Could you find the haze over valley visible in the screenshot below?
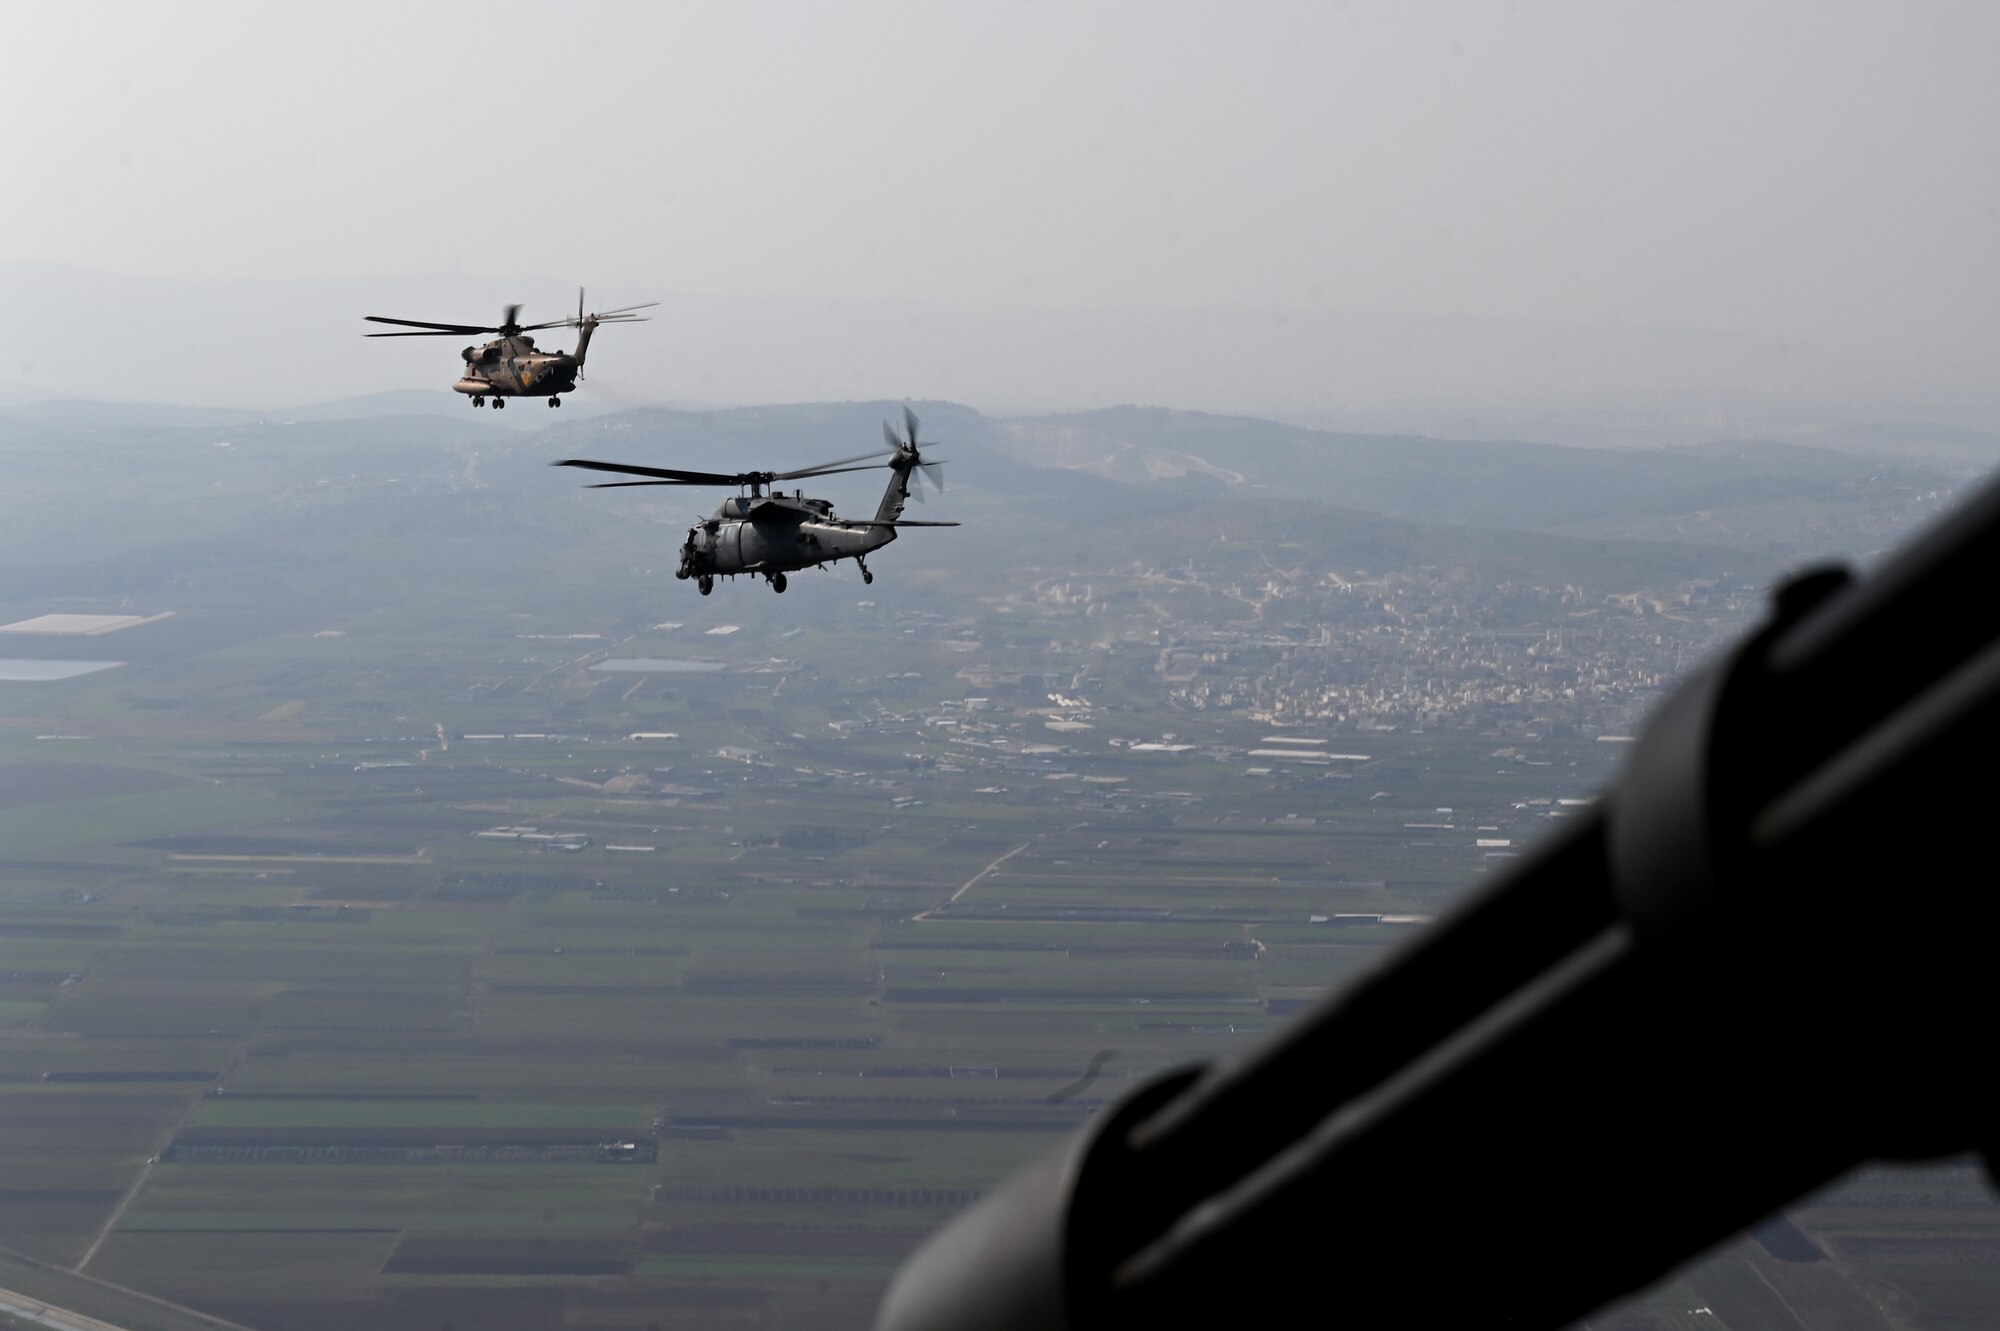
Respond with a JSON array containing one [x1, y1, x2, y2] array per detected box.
[[6, 4, 1999, 1328], [0, 392, 1988, 1328]]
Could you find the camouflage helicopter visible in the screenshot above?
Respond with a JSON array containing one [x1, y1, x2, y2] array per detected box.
[[556, 407, 958, 595], [364, 290, 655, 408]]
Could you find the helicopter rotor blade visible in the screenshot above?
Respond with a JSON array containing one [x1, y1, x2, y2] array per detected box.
[[903, 405, 921, 449], [561, 298, 661, 329], [365, 298, 654, 339], [920, 461, 945, 493], [563, 314, 653, 329], [366, 329, 489, 338], [363, 316, 499, 334], [772, 462, 892, 482], [772, 446, 897, 481], [555, 459, 743, 485], [561, 445, 907, 491], [883, 418, 905, 450]]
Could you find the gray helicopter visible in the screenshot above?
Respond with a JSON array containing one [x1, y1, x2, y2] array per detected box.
[[365, 291, 655, 408], [557, 407, 958, 594]]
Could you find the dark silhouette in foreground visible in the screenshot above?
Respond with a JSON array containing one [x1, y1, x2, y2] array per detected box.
[[877, 470, 2000, 1330]]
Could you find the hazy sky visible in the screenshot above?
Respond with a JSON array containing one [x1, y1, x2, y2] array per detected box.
[[4, 2, 1997, 418]]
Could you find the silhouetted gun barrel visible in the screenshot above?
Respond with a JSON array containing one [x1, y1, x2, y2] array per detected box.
[[877, 471, 2000, 1331]]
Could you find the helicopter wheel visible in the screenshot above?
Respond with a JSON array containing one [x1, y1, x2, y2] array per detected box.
[[862, 569, 874, 585], [548, 396, 561, 408], [472, 396, 484, 407], [698, 576, 714, 596], [770, 573, 787, 594], [492, 397, 505, 409]]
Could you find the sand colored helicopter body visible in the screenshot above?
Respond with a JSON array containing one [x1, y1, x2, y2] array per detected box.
[[365, 291, 653, 408]]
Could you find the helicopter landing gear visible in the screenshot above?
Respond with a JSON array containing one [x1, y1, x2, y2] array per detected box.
[[548, 396, 562, 408], [769, 572, 788, 594], [492, 397, 505, 409], [472, 396, 485, 407], [857, 557, 874, 585], [698, 576, 714, 596]]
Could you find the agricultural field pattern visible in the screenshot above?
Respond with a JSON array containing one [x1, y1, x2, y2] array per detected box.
[[0, 397, 1994, 1331]]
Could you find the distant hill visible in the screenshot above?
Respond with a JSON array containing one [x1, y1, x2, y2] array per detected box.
[[14, 262, 1995, 442], [0, 390, 620, 433], [1, 399, 266, 430], [994, 406, 1928, 542], [0, 397, 1961, 613]]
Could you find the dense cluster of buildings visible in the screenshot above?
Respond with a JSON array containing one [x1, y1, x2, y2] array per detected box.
[[1024, 566, 1762, 736], [1142, 567, 1760, 734]]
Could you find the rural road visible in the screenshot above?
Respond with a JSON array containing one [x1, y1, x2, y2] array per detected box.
[[0, 1284, 132, 1331], [80, 1052, 245, 1272], [913, 841, 1031, 921]]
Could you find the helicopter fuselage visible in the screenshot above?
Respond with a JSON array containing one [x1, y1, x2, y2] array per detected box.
[[455, 334, 579, 402], [679, 493, 898, 583]]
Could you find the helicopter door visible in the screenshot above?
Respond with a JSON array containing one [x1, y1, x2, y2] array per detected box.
[[736, 523, 778, 570]]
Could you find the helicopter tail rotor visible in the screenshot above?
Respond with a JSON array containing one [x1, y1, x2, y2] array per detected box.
[[906, 460, 948, 502], [884, 407, 948, 502], [556, 291, 658, 370], [565, 289, 659, 329]]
